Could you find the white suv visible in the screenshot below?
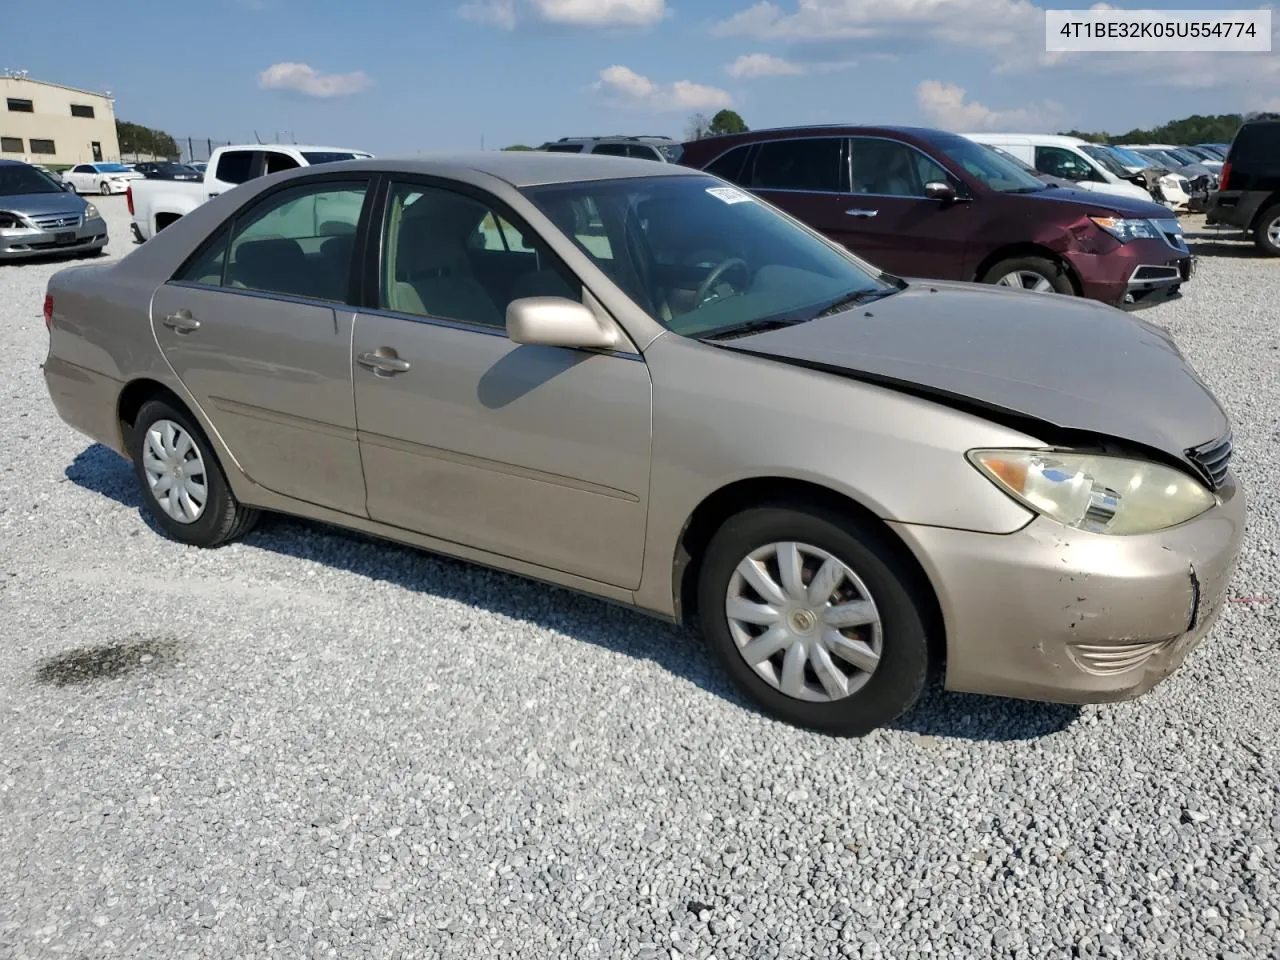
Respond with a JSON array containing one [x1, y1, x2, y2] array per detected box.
[[536, 136, 679, 162]]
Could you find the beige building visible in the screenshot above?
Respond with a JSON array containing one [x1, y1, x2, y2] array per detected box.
[[0, 73, 120, 168]]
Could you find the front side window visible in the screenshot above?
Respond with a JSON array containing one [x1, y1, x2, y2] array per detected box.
[[931, 132, 1046, 194], [380, 182, 577, 328], [178, 180, 368, 302], [522, 174, 892, 339], [849, 138, 948, 197], [265, 153, 301, 175], [215, 150, 256, 184], [746, 138, 844, 193]]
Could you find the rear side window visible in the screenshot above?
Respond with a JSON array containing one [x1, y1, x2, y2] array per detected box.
[[215, 150, 256, 184], [704, 145, 752, 184], [591, 143, 629, 157], [747, 138, 844, 192], [543, 143, 584, 153]]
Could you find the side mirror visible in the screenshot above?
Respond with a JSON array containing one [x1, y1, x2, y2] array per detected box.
[[506, 296, 620, 351], [923, 180, 957, 202]]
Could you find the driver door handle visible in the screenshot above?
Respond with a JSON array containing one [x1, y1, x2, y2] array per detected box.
[[162, 310, 201, 334], [846, 208, 879, 218], [357, 350, 411, 375]]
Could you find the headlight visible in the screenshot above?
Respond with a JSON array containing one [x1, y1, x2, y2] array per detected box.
[[1090, 216, 1161, 243], [83, 202, 100, 219], [969, 450, 1215, 535], [0, 210, 29, 230]]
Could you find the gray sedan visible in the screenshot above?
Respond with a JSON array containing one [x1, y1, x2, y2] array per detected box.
[[40, 153, 1244, 734], [0, 160, 109, 261]]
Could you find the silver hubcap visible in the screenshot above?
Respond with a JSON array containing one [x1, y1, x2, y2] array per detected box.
[[995, 270, 1055, 293], [142, 419, 208, 524], [725, 541, 883, 703], [1267, 219, 1280, 246]]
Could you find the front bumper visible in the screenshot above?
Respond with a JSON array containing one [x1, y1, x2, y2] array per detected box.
[[1072, 234, 1193, 310], [0, 216, 108, 260], [891, 473, 1245, 705]]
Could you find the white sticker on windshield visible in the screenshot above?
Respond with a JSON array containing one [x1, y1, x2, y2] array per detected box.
[[706, 186, 754, 204]]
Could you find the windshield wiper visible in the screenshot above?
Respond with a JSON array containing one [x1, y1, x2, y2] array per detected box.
[[810, 287, 896, 319], [699, 317, 804, 341]]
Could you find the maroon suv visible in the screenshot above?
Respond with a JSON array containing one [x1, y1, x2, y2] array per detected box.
[[677, 126, 1194, 309]]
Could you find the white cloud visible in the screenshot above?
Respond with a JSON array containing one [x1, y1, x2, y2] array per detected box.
[[258, 62, 372, 98], [726, 53, 805, 78], [915, 80, 1060, 132], [461, 0, 665, 29], [595, 65, 733, 111]]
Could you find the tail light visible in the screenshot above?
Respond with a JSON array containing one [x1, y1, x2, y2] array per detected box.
[[126, 185, 134, 215], [43, 293, 53, 331], [1218, 161, 1231, 191]]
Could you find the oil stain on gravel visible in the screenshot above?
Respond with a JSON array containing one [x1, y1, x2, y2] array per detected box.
[[34, 636, 183, 687]]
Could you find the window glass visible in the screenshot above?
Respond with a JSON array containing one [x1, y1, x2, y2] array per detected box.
[[183, 180, 368, 301], [380, 182, 579, 328], [29, 139, 56, 155], [849, 138, 947, 196], [704, 145, 752, 184], [543, 143, 584, 153], [1035, 146, 1097, 182], [177, 229, 229, 286], [591, 143, 629, 157], [747, 138, 844, 192], [627, 145, 663, 161], [215, 150, 256, 184], [931, 132, 1046, 193], [265, 153, 301, 175], [6, 98, 34, 113], [299, 151, 368, 165], [0, 163, 63, 196], [70, 104, 95, 119], [522, 174, 890, 339]]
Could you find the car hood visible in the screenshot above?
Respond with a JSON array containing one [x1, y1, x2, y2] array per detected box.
[[0, 191, 86, 218], [721, 280, 1228, 469], [1020, 185, 1173, 219]]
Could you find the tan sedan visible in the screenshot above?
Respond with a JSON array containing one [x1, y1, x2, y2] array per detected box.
[[41, 153, 1244, 734]]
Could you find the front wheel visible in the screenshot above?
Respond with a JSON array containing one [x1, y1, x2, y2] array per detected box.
[[128, 398, 259, 547], [697, 505, 931, 736], [99, 180, 112, 196], [981, 256, 1075, 295], [1255, 205, 1280, 257]]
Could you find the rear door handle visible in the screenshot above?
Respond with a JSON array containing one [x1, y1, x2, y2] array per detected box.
[[846, 208, 879, 218], [162, 310, 201, 334], [357, 350, 411, 375]]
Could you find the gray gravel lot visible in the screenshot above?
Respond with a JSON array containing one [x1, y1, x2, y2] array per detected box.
[[1, 198, 1278, 959]]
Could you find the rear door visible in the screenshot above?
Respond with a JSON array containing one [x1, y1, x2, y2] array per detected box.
[[735, 136, 856, 251], [150, 175, 373, 515], [839, 136, 973, 280]]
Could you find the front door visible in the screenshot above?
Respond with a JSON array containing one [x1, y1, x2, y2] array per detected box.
[[838, 136, 973, 280], [352, 180, 653, 589], [91, 141, 102, 162], [150, 176, 372, 515]]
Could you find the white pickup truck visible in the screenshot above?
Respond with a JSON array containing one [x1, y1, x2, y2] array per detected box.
[[128, 143, 371, 241]]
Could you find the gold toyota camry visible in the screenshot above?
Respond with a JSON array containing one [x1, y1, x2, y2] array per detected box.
[[41, 153, 1244, 734]]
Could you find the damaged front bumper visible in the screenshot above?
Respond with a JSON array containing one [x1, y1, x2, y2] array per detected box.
[[889, 473, 1246, 705]]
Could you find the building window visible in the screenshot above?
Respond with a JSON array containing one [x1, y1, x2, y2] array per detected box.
[[6, 98, 35, 113], [0, 136, 23, 153], [29, 139, 56, 155], [70, 104, 96, 119]]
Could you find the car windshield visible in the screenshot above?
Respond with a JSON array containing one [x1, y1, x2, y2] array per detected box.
[[1079, 144, 1131, 178], [300, 151, 368, 165], [1107, 146, 1151, 169], [1143, 149, 1185, 168], [931, 134, 1046, 193], [521, 175, 894, 339], [0, 164, 64, 196], [96, 163, 133, 173], [1165, 148, 1199, 165]]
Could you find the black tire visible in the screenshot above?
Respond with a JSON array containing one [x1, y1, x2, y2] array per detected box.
[[1254, 205, 1280, 257], [697, 504, 931, 736], [980, 256, 1075, 295], [128, 397, 259, 547], [99, 181, 111, 196]]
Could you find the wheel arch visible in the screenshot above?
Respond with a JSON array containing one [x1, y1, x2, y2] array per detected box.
[[1247, 194, 1280, 232], [972, 243, 1083, 295], [116, 378, 191, 452], [671, 476, 947, 670]]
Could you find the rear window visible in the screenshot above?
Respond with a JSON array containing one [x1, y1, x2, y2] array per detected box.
[[543, 144, 584, 153], [299, 151, 367, 165], [1230, 122, 1280, 170]]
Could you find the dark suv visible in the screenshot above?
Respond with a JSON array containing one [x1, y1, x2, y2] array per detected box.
[[678, 126, 1194, 310], [1206, 119, 1280, 256]]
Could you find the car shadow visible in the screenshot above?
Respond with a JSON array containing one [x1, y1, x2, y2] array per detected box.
[[65, 442, 1080, 743], [1184, 229, 1269, 259]]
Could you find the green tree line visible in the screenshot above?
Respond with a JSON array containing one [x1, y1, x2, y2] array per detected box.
[[1057, 112, 1271, 145], [116, 120, 180, 159]]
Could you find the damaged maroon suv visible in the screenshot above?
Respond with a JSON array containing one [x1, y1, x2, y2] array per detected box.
[[677, 125, 1194, 310]]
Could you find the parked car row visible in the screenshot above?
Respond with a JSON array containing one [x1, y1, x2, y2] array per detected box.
[[0, 159, 108, 261], [41, 150, 1243, 735]]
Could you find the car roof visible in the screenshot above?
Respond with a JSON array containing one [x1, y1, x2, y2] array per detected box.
[[315, 151, 699, 187], [964, 133, 1088, 147]]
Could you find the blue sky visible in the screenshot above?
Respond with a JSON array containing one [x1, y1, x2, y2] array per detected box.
[[5, 0, 1277, 154]]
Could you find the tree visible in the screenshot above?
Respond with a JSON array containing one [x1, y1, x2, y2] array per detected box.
[[708, 109, 748, 136], [115, 120, 180, 159], [502, 144, 535, 151], [1057, 113, 1244, 146], [685, 113, 712, 141]]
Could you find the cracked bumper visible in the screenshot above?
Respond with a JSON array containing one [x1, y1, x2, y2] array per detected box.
[[889, 474, 1246, 705]]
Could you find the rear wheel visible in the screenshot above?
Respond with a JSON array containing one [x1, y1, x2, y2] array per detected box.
[[697, 505, 931, 735], [981, 256, 1075, 295], [1255, 205, 1280, 257], [128, 398, 259, 547]]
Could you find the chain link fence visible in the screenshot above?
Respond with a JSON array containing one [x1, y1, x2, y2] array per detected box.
[[122, 137, 303, 165]]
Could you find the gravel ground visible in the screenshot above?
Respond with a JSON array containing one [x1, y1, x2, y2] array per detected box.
[[1, 200, 1278, 959]]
